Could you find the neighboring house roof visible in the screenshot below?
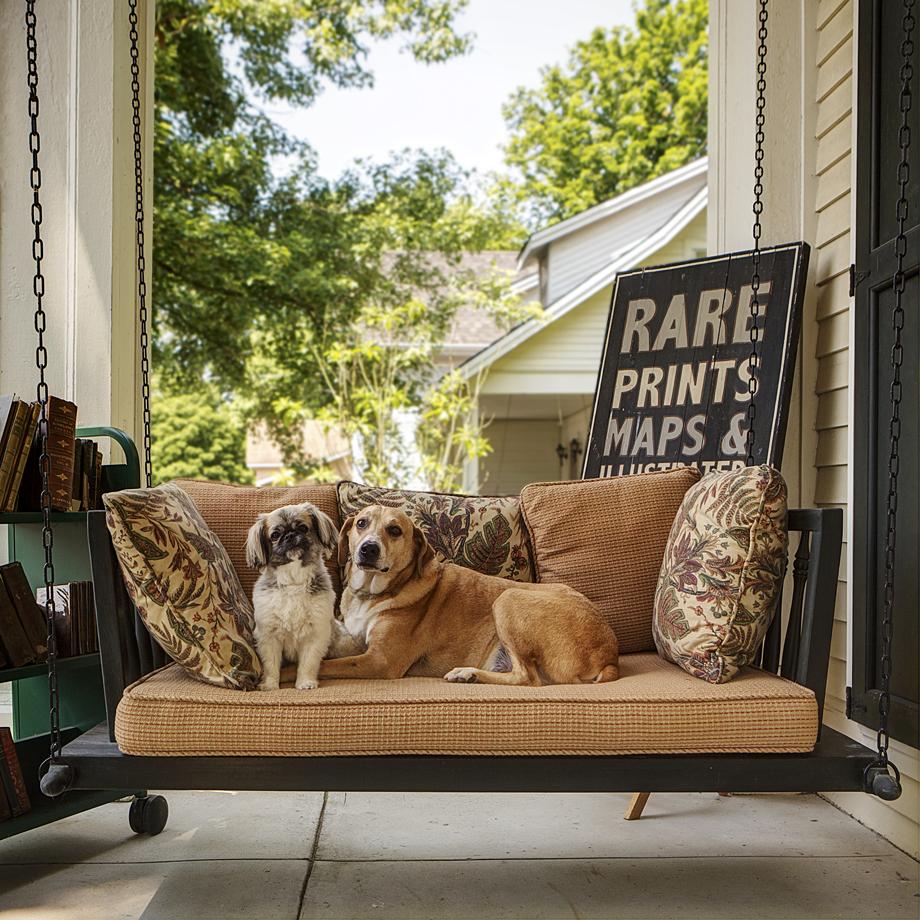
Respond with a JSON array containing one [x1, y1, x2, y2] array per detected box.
[[516, 157, 708, 270], [461, 164, 708, 378]]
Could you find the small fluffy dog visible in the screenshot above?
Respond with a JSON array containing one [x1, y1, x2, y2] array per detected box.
[[245, 502, 349, 691]]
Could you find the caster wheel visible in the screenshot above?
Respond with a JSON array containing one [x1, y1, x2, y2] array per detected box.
[[129, 795, 169, 836]]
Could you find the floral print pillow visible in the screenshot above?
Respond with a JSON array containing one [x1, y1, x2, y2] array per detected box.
[[104, 483, 261, 690], [336, 482, 534, 582], [653, 465, 788, 684]]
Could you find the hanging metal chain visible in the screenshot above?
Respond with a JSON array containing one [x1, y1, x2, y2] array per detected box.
[[25, 0, 62, 768], [129, 0, 152, 488], [746, 0, 769, 466], [875, 0, 914, 773]]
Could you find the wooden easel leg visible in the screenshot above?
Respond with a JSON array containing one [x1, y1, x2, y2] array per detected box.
[[624, 792, 650, 820]]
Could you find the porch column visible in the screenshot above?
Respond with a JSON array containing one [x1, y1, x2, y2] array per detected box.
[[707, 0, 820, 509], [0, 0, 153, 440]]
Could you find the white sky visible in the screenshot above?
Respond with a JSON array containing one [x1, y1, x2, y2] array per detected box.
[[264, 0, 636, 180]]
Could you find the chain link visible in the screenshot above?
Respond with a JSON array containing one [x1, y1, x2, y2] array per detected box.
[[25, 0, 63, 767], [129, 0, 152, 488], [876, 0, 914, 769], [746, 0, 769, 466]]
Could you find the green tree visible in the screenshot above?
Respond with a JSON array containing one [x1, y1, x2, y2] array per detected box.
[[153, 0, 476, 397], [260, 265, 541, 489], [498, 0, 708, 225], [151, 388, 253, 484]]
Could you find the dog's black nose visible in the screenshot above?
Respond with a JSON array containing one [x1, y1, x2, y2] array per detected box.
[[358, 540, 380, 563]]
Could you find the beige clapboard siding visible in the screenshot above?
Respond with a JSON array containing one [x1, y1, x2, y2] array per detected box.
[[817, 1, 853, 66], [816, 74, 854, 138], [815, 349, 849, 391], [815, 233, 851, 285], [816, 153, 852, 211], [815, 1, 854, 771], [817, 0, 848, 31], [816, 272, 851, 321], [814, 425, 847, 466], [815, 309, 849, 356], [814, 465, 847, 505], [816, 192, 851, 248], [817, 35, 853, 102], [816, 114, 852, 174], [815, 387, 848, 429]]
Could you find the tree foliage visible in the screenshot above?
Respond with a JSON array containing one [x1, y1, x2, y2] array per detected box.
[[499, 0, 708, 225], [260, 265, 541, 489], [153, 0, 479, 397], [151, 386, 253, 485]]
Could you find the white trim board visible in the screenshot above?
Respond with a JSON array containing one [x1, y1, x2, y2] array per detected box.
[[517, 158, 708, 269]]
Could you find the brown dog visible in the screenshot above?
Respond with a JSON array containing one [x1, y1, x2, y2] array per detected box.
[[313, 505, 619, 686]]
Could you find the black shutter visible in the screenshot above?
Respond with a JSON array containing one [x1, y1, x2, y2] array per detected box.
[[851, 0, 919, 748]]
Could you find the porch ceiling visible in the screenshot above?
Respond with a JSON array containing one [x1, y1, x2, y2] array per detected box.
[[480, 393, 594, 420]]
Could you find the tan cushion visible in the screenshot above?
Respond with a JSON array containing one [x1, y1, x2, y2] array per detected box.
[[103, 483, 261, 690], [174, 480, 341, 597], [520, 468, 700, 653], [654, 465, 788, 683], [337, 481, 534, 582], [114, 653, 817, 756]]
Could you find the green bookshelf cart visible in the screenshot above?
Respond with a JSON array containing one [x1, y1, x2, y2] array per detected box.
[[0, 427, 142, 840]]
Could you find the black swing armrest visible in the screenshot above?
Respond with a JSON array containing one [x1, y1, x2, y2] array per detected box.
[[760, 507, 843, 728]]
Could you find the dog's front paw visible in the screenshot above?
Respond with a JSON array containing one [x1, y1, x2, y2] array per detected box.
[[445, 667, 478, 683], [260, 678, 280, 692], [295, 678, 319, 691]]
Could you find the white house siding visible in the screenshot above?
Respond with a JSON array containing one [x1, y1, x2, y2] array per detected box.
[[479, 420, 561, 495], [483, 214, 710, 398], [810, 0, 919, 857], [545, 176, 708, 304]]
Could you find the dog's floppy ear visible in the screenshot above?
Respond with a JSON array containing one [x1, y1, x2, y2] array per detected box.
[[311, 507, 339, 558], [412, 523, 436, 578], [337, 514, 356, 568], [245, 514, 271, 569]]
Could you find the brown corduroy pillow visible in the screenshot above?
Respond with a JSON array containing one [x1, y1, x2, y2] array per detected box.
[[173, 480, 341, 598], [520, 468, 701, 653]]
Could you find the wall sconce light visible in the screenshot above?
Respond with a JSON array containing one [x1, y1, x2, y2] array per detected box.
[[568, 438, 583, 479]]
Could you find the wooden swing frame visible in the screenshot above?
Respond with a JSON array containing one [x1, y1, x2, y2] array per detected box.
[[50, 505, 883, 798]]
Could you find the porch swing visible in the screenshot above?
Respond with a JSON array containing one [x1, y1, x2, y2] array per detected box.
[[29, 0, 910, 827]]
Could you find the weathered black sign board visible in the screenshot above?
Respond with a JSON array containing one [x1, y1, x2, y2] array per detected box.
[[583, 242, 809, 478]]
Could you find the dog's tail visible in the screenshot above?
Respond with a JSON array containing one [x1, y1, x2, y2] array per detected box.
[[593, 664, 619, 683]]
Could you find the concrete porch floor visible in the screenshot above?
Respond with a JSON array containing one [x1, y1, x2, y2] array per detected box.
[[0, 791, 916, 919]]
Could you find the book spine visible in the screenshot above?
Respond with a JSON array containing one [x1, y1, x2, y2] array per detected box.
[[93, 448, 102, 510], [0, 563, 47, 660], [0, 728, 30, 816], [71, 437, 84, 511], [0, 756, 16, 821], [0, 401, 28, 509], [3, 402, 40, 512], [0, 580, 35, 667], [81, 440, 94, 512], [0, 771, 11, 822], [48, 396, 78, 512]]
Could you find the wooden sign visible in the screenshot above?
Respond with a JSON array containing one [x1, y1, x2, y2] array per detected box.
[[583, 243, 809, 478]]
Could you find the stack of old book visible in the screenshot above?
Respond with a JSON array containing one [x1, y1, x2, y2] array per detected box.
[[0, 394, 107, 512], [0, 562, 48, 668], [0, 395, 42, 513], [34, 581, 98, 659], [0, 728, 30, 822]]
